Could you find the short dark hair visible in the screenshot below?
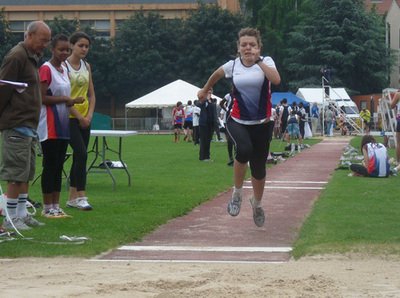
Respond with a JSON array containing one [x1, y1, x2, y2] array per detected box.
[[361, 135, 376, 149], [69, 32, 91, 45], [51, 34, 69, 48]]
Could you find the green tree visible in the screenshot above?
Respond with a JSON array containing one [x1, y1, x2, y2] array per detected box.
[[243, 0, 306, 91], [41, 16, 79, 63], [0, 8, 12, 61], [110, 10, 183, 105], [284, 0, 393, 94], [82, 30, 113, 105], [178, 3, 247, 96]]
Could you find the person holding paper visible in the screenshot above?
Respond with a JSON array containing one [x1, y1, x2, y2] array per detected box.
[[0, 21, 51, 230]]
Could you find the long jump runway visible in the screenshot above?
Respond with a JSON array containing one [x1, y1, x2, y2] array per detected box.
[[97, 138, 351, 263]]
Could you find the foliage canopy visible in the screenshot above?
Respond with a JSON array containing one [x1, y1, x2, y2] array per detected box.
[[283, 0, 393, 94]]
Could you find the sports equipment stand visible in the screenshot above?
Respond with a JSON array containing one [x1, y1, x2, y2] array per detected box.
[[321, 76, 363, 135], [373, 88, 397, 148]]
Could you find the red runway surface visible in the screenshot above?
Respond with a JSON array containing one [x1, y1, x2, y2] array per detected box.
[[98, 138, 351, 263]]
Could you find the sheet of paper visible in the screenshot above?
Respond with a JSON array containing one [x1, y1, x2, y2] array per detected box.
[[0, 79, 28, 93]]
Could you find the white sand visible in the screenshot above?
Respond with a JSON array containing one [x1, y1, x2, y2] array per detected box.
[[2, 254, 400, 297]]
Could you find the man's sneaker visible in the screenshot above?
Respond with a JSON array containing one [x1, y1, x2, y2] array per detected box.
[[67, 198, 92, 211], [21, 215, 45, 226], [250, 196, 265, 227], [2, 217, 32, 230], [41, 209, 65, 219], [227, 192, 242, 216]]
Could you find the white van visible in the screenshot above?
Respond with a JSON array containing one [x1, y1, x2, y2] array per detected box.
[[296, 87, 360, 118]]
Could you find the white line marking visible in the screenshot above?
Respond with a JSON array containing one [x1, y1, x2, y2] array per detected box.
[[318, 142, 348, 145], [243, 186, 325, 190], [244, 181, 327, 184], [88, 259, 288, 264], [117, 246, 292, 253]]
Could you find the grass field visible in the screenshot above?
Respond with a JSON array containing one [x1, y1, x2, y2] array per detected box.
[[292, 135, 400, 258], [0, 133, 398, 259]]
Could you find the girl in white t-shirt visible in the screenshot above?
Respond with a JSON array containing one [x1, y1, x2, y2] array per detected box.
[[198, 27, 281, 227]]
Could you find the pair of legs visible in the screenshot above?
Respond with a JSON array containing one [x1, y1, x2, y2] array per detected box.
[[41, 139, 69, 209], [286, 123, 303, 146], [183, 121, 193, 142], [226, 117, 273, 202], [214, 121, 222, 141], [174, 124, 182, 142], [280, 121, 288, 140], [325, 119, 333, 135], [199, 123, 213, 160], [350, 163, 370, 177], [311, 117, 318, 137], [299, 120, 305, 139], [273, 122, 280, 139], [193, 125, 200, 145], [0, 129, 38, 228], [68, 118, 91, 202]]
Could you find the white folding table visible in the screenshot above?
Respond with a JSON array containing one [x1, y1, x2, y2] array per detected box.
[[87, 130, 137, 191]]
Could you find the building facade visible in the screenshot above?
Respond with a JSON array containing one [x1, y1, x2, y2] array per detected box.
[[1, 0, 242, 39], [365, 0, 400, 88], [385, 1, 400, 88]]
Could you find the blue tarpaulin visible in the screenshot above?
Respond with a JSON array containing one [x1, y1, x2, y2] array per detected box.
[[271, 92, 310, 114]]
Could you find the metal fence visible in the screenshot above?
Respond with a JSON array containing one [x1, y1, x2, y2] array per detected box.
[[111, 118, 174, 132]]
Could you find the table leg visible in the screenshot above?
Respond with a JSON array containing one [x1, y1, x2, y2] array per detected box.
[[102, 137, 116, 191], [118, 137, 131, 186]]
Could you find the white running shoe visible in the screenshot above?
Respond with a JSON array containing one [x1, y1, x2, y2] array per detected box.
[[21, 215, 45, 226], [250, 196, 265, 227], [2, 217, 32, 230], [227, 192, 242, 216], [41, 209, 65, 219], [66, 197, 92, 211]]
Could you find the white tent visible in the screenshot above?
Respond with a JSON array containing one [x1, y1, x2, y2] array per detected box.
[[296, 87, 351, 104], [125, 79, 222, 120]]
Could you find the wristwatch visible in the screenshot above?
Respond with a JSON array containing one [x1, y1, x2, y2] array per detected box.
[[255, 57, 263, 64]]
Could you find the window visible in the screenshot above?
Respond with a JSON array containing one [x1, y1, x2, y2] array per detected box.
[[9, 21, 35, 33], [360, 101, 367, 110], [9, 21, 34, 42], [80, 20, 110, 38]]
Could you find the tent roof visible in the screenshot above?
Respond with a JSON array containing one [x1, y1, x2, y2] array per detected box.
[[125, 79, 222, 109], [271, 92, 309, 107], [296, 88, 350, 104]]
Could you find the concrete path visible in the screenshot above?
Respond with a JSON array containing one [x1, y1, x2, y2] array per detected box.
[[98, 138, 351, 263]]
